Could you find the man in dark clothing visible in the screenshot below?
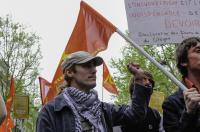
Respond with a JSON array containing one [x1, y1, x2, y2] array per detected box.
[[36, 51, 152, 132], [162, 37, 200, 132], [121, 70, 163, 132]]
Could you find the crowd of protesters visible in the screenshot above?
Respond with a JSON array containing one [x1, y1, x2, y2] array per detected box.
[[1, 37, 200, 132], [35, 37, 200, 132]]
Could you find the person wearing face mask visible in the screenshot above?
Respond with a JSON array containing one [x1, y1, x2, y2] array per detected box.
[[121, 70, 164, 132]]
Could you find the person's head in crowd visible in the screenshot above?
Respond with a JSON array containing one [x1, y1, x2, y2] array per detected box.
[[61, 51, 103, 92], [176, 37, 200, 77]]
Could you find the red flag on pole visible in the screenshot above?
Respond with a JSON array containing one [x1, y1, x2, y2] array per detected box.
[[39, 77, 53, 105], [65, 1, 116, 54], [51, 1, 118, 94], [6, 77, 15, 113], [40, 1, 119, 105], [103, 62, 118, 94], [0, 76, 15, 131]]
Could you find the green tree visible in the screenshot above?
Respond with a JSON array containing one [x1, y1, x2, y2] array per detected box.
[[111, 38, 181, 105], [0, 15, 42, 131]]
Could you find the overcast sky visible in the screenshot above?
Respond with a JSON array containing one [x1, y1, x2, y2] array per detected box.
[[0, 0, 129, 102]]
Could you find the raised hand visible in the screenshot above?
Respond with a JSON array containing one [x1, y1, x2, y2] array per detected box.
[[127, 63, 146, 86], [183, 88, 200, 113]]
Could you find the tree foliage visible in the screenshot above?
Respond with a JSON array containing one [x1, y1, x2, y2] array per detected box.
[[0, 15, 42, 131], [111, 37, 181, 105]]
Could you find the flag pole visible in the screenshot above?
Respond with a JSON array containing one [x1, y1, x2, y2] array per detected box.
[[116, 28, 187, 91]]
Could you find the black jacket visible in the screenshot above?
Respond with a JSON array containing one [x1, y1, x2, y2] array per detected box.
[[36, 84, 151, 132], [162, 88, 200, 132], [121, 107, 161, 132]]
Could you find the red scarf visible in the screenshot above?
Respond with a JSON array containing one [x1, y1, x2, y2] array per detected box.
[[184, 78, 200, 92]]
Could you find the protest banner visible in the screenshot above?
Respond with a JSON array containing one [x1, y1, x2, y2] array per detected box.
[[124, 0, 200, 45]]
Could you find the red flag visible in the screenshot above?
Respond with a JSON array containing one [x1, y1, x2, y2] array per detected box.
[[39, 77, 53, 105], [65, 1, 116, 54], [0, 114, 15, 132], [103, 62, 118, 94], [52, 1, 117, 90], [0, 119, 13, 132], [6, 77, 15, 114], [43, 1, 118, 104], [0, 76, 15, 131]]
